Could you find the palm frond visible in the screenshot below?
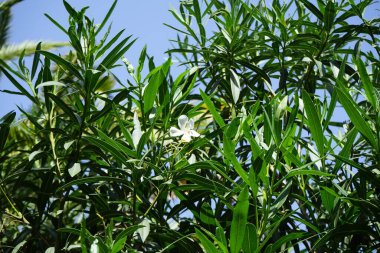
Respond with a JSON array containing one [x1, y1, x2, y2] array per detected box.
[[0, 41, 69, 60]]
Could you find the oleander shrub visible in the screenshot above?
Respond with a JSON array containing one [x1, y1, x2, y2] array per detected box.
[[0, 0, 379, 252]]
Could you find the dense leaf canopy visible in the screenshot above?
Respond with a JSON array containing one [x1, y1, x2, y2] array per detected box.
[[0, 0, 379, 252]]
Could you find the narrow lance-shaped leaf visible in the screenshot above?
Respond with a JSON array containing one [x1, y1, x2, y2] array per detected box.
[[200, 89, 226, 128], [223, 133, 249, 184], [97, 36, 136, 71], [195, 228, 220, 253], [230, 186, 249, 253], [323, 1, 335, 32], [0, 64, 37, 104], [302, 90, 324, 158], [271, 232, 307, 252], [44, 14, 68, 35], [270, 182, 292, 214], [143, 69, 164, 113], [46, 93, 79, 124], [298, 0, 323, 20], [95, 29, 125, 60], [230, 68, 240, 104], [192, 0, 206, 46], [0, 111, 16, 151], [31, 42, 42, 80], [39, 50, 83, 80], [95, 0, 117, 36], [354, 57, 377, 108], [336, 86, 377, 148], [242, 223, 258, 253], [112, 226, 144, 253], [333, 128, 358, 173]]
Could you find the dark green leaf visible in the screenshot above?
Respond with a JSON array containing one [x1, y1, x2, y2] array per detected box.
[[39, 50, 83, 80], [336, 86, 377, 148], [302, 90, 324, 157], [46, 93, 79, 124]]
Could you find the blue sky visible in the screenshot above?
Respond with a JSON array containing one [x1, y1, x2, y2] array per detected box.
[[1, 0, 178, 115], [1, 0, 379, 117]]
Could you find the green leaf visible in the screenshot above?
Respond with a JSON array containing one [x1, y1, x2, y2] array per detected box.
[[230, 69, 240, 104], [240, 60, 272, 85], [200, 89, 225, 128], [302, 90, 324, 157], [298, 0, 323, 20], [192, 0, 206, 45], [285, 168, 335, 180], [223, 133, 249, 185], [68, 26, 84, 60], [319, 186, 335, 214], [112, 105, 134, 147], [57, 228, 81, 236], [323, 88, 338, 131], [143, 69, 165, 112], [63, 0, 78, 19], [11, 241, 27, 253], [0, 111, 16, 151], [31, 42, 42, 80], [95, 0, 117, 36], [28, 150, 43, 161], [39, 50, 83, 80], [216, 226, 228, 250], [44, 14, 68, 35], [97, 36, 136, 71], [354, 57, 376, 108], [333, 154, 380, 185], [84, 135, 129, 165], [271, 232, 307, 252], [275, 95, 288, 120], [333, 128, 358, 173], [89, 89, 131, 123], [242, 223, 258, 253], [230, 186, 249, 253], [270, 182, 292, 213], [176, 173, 229, 194], [0, 63, 37, 104], [195, 228, 220, 253], [336, 87, 377, 148], [46, 93, 79, 124], [200, 202, 217, 226], [96, 29, 125, 60], [112, 226, 143, 253], [323, 1, 335, 32], [80, 218, 88, 253], [35, 81, 66, 89], [17, 106, 43, 130], [136, 45, 147, 81]]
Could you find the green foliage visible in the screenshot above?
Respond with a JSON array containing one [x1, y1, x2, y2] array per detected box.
[[1, 0, 380, 252]]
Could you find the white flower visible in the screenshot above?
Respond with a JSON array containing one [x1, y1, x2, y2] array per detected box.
[[132, 110, 143, 148], [188, 154, 196, 164], [90, 239, 99, 253], [170, 115, 200, 142]]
